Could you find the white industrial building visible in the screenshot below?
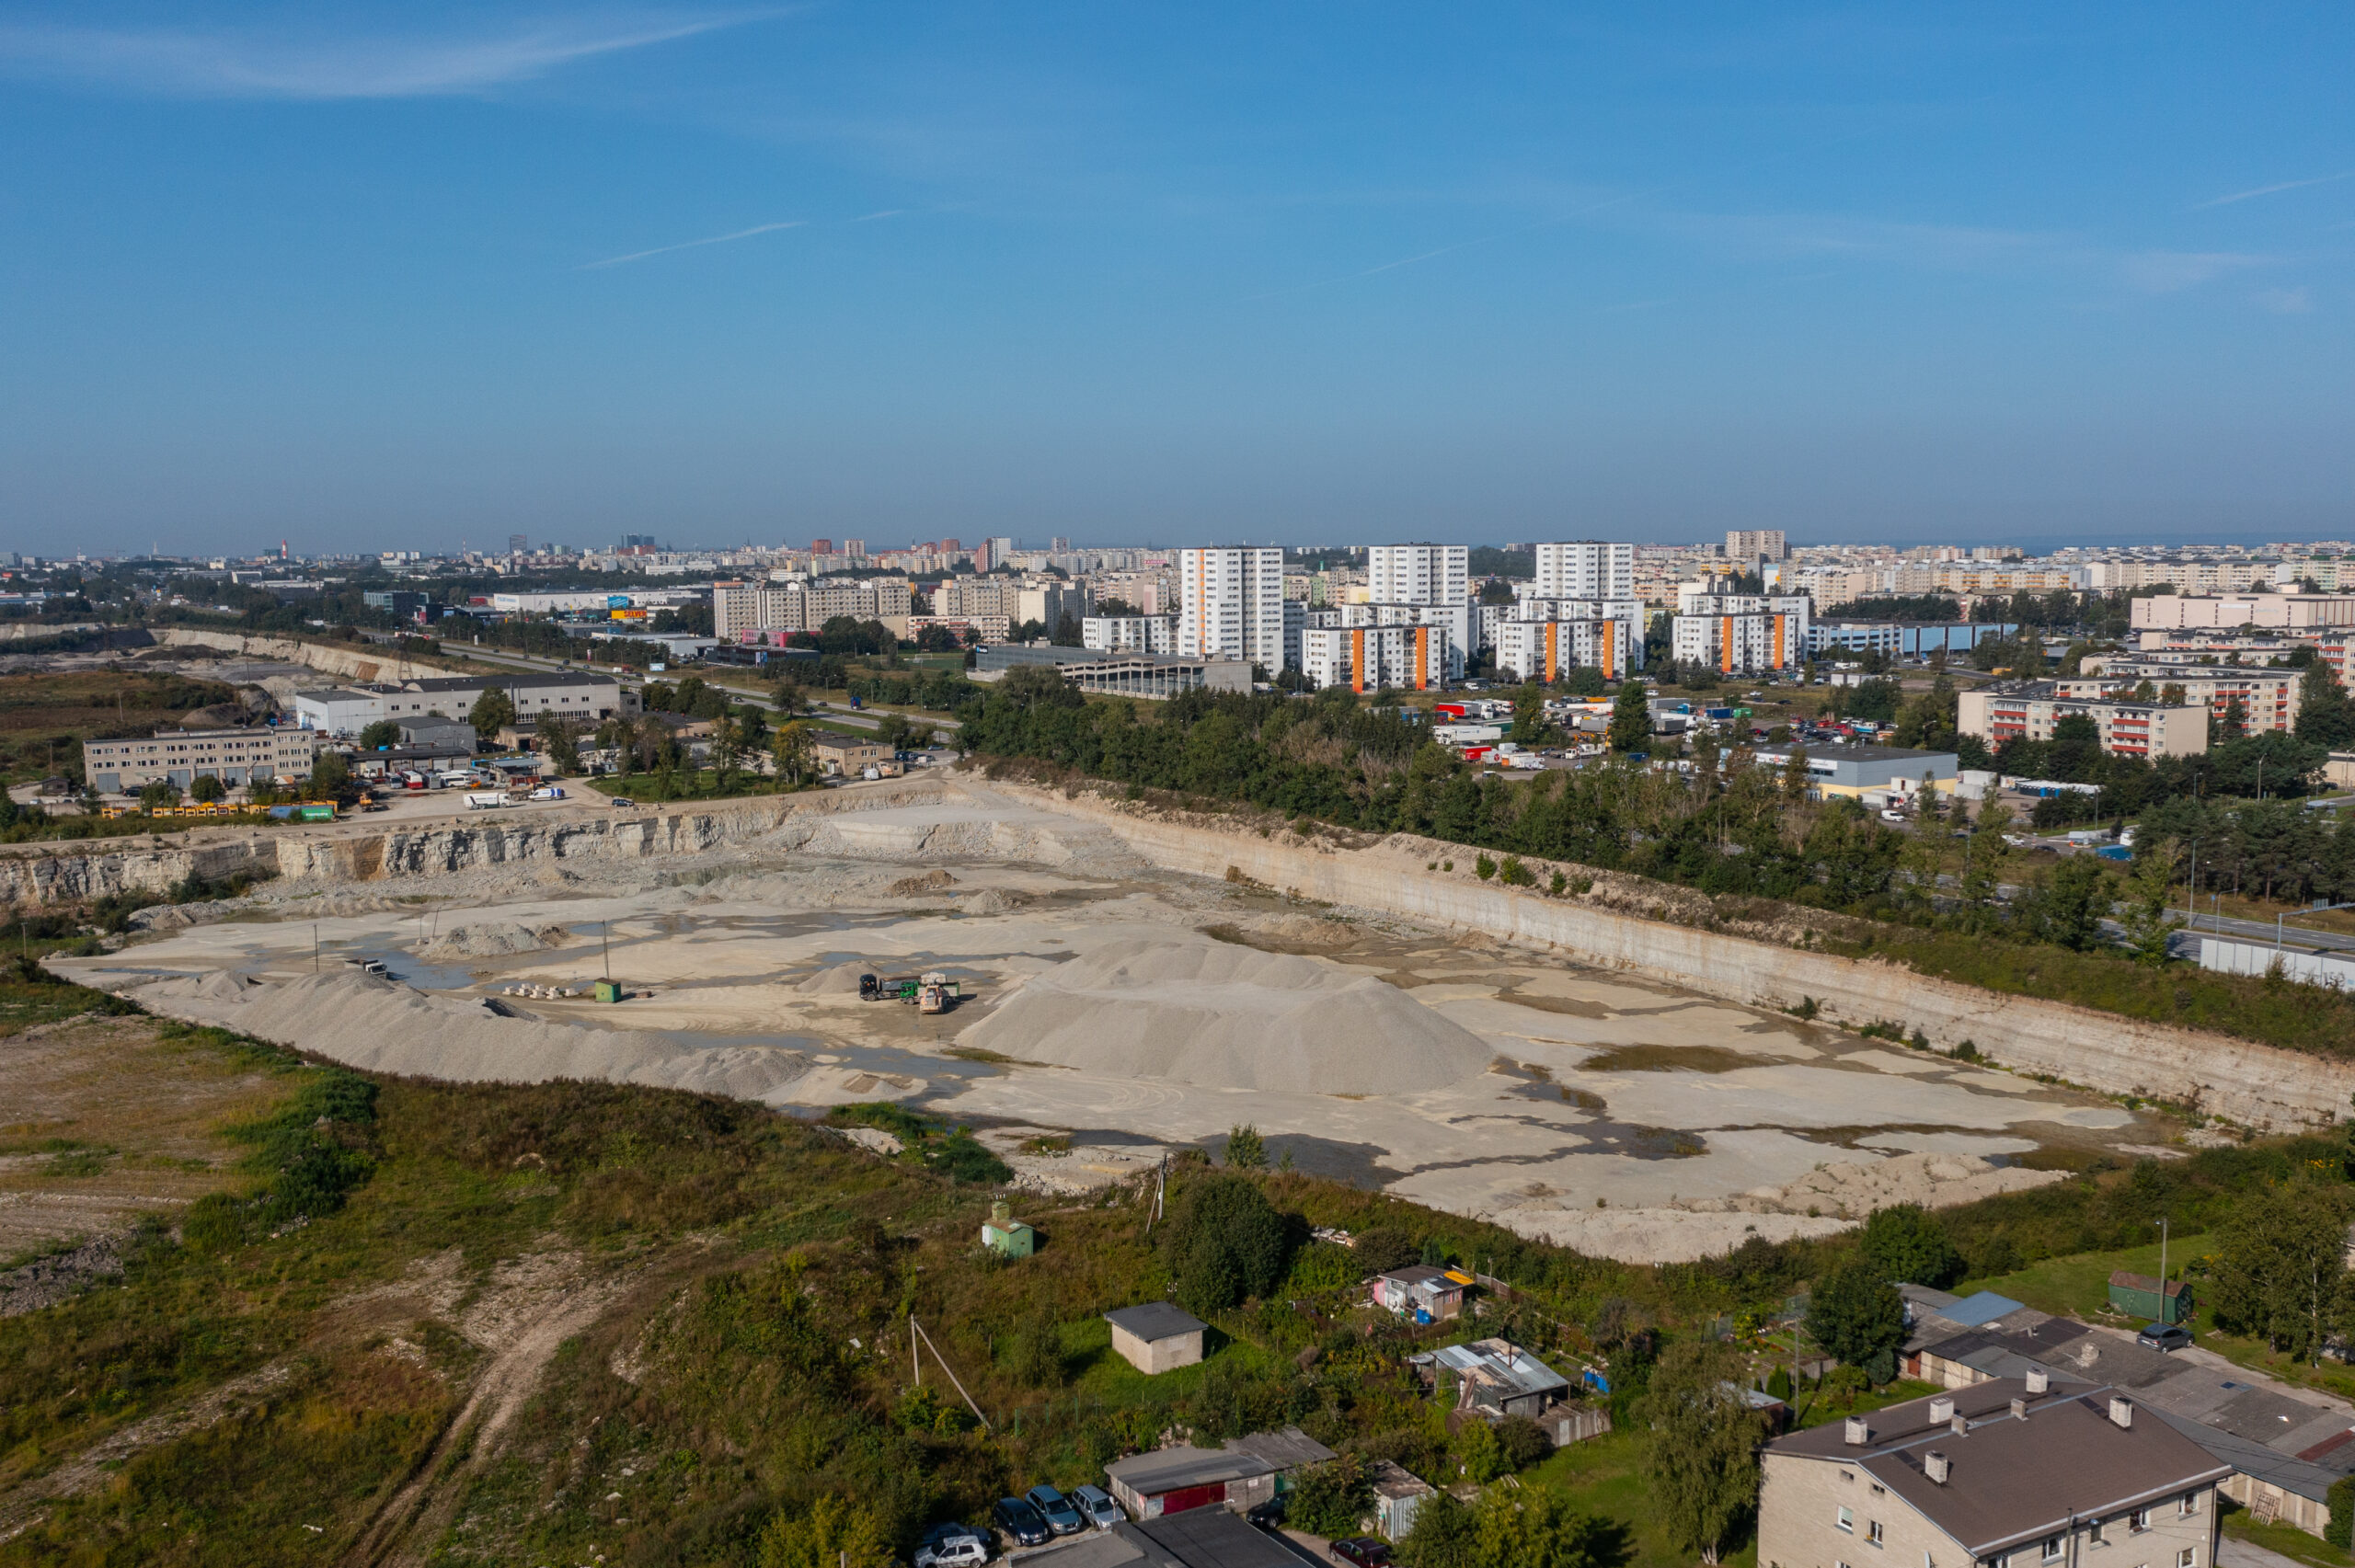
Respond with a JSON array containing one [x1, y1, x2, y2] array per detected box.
[[1178, 547, 1289, 669], [293, 673, 637, 736]]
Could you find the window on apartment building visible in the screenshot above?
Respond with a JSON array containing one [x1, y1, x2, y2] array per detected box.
[[2130, 1508, 2151, 1532], [1838, 1507, 1855, 1533], [2175, 1552, 2193, 1568], [1868, 1522, 1885, 1547], [2089, 1519, 2108, 1546], [2042, 1539, 2064, 1565], [2176, 1494, 2197, 1517]]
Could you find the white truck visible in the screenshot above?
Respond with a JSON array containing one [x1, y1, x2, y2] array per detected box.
[[464, 792, 511, 809]]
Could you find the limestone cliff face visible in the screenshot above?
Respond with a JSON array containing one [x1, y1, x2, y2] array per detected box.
[[157, 628, 470, 682], [0, 837, 280, 906], [996, 781, 2355, 1133]]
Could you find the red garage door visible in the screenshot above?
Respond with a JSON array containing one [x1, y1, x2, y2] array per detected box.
[[1155, 1485, 1227, 1516]]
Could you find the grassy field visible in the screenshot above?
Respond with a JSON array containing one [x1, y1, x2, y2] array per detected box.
[[0, 668, 241, 785], [1960, 1231, 2211, 1322]]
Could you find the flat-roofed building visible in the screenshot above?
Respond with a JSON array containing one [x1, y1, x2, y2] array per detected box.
[[1299, 624, 1449, 692], [84, 726, 320, 794], [1958, 685, 2209, 760]]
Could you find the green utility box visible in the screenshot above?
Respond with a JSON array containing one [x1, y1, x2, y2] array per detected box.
[[2108, 1270, 2194, 1324], [593, 979, 626, 1003], [982, 1198, 1034, 1259]]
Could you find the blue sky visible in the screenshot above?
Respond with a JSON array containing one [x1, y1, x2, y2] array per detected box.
[[0, 3, 2348, 555]]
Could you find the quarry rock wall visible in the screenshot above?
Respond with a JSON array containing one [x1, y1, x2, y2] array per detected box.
[[0, 836, 281, 907], [158, 628, 469, 682], [1000, 783, 2355, 1131]]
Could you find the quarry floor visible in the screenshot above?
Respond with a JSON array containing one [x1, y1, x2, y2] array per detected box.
[[50, 783, 2180, 1264]]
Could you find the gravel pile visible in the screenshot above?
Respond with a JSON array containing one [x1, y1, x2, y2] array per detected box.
[[956, 935, 1493, 1094]]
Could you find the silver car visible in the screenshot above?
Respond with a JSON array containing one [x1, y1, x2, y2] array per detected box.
[[1071, 1485, 1124, 1530]]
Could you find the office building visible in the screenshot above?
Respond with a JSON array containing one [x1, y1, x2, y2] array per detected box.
[[1178, 547, 1288, 668]]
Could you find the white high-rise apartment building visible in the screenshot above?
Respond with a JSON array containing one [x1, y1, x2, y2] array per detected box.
[[1178, 547, 1287, 668], [1365, 544, 1468, 607], [1726, 529, 1787, 562], [1533, 542, 1635, 601]]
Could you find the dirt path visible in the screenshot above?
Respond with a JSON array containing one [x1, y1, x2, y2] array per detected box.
[[341, 1251, 630, 1568]]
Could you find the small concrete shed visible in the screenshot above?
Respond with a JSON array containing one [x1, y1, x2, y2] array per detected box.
[[1106, 1301, 1208, 1374]]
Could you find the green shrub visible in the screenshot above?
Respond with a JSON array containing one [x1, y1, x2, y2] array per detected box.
[[1164, 1173, 1292, 1314], [2326, 1476, 2353, 1550]]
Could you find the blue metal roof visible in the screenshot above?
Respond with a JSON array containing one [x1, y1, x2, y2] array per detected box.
[[1939, 1290, 2026, 1328]]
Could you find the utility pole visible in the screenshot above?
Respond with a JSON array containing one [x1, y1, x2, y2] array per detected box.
[[2156, 1216, 2168, 1283], [313, 923, 318, 974]]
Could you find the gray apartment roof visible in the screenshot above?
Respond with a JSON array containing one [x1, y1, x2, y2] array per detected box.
[[403, 671, 621, 692], [1104, 1302, 1207, 1343], [1223, 1427, 1337, 1471], [1772, 1379, 2231, 1555], [1912, 1313, 2355, 1505]]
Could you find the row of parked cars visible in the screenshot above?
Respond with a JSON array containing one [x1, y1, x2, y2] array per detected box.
[[914, 1484, 1124, 1566]]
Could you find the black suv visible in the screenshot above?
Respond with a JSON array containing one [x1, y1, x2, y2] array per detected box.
[[992, 1497, 1052, 1549]]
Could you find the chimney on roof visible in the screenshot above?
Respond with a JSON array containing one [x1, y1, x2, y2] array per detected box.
[[2026, 1368, 2050, 1395], [2010, 1398, 2028, 1420], [1925, 1450, 1950, 1485], [2109, 1396, 2133, 1430], [1951, 1413, 1969, 1436], [1929, 1396, 1955, 1425], [1844, 1415, 1869, 1446]]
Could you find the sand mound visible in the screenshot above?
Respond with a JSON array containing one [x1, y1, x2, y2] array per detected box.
[[795, 962, 872, 996], [956, 936, 1493, 1094], [959, 888, 1030, 914], [127, 971, 813, 1103], [425, 921, 570, 960]]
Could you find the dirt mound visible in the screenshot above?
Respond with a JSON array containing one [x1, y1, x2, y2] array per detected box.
[[956, 935, 1493, 1094], [959, 888, 1031, 914], [888, 869, 957, 896], [424, 921, 570, 960]]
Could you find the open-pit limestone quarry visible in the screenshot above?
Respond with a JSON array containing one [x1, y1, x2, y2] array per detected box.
[[44, 773, 2246, 1264]]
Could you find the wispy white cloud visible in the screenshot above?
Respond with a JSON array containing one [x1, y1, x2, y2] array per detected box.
[[2193, 172, 2355, 210], [580, 220, 806, 269], [2254, 286, 2315, 315], [2120, 250, 2269, 293], [0, 12, 764, 100]]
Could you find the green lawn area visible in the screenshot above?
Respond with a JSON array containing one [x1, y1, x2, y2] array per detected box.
[[1522, 1427, 1753, 1568], [1959, 1231, 2211, 1323], [2223, 1503, 2349, 1568]]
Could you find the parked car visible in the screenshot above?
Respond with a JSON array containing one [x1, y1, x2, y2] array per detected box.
[[2137, 1322, 2194, 1353], [1071, 1485, 1124, 1530], [915, 1523, 990, 1568], [992, 1498, 1052, 1549], [1025, 1484, 1086, 1536], [1331, 1540, 1394, 1567], [1245, 1496, 1287, 1532], [608, 796, 637, 808]]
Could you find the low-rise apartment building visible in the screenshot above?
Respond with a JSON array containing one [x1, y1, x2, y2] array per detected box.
[[1494, 616, 1634, 682], [2061, 662, 2300, 734], [714, 578, 913, 638], [1084, 614, 1178, 655], [1958, 685, 2208, 760], [2131, 592, 2355, 633], [1758, 1378, 2228, 1568], [85, 726, 320, 794]]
